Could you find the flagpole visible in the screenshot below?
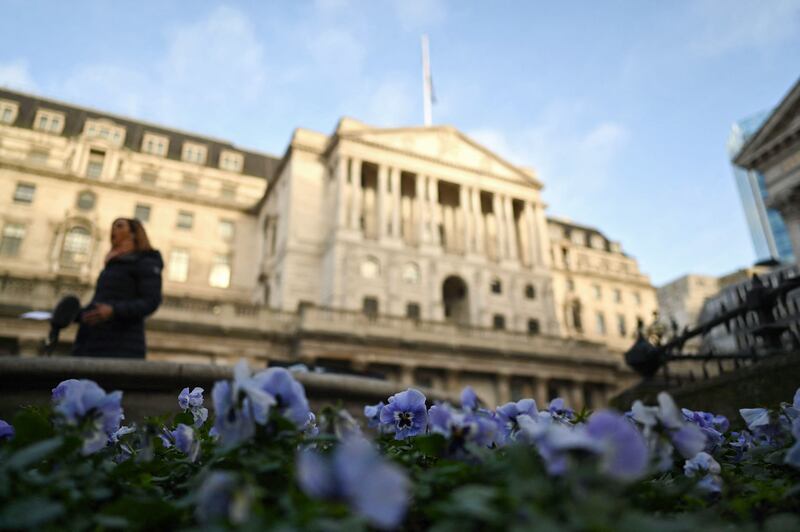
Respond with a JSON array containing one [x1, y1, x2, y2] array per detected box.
[[421, 34, 432, 127]]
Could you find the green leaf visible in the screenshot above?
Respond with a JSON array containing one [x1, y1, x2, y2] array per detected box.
[[411, 434, 446, 457], [173, 412, 194, 427], [6, 437, 63, 471], [0, 497, 64, 529], [10, 407, 54, 446]]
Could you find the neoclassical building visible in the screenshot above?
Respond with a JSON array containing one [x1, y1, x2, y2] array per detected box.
[[0, 88, 656, 407]]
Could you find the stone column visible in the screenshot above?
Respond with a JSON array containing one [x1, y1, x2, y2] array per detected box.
[[524, 202, 537, 267], [415, 174, 426, 244], [497, 374, 511, 405], [534, 377, 548, 405], [400, 365, 415, 387], [377, 165, 389, 239], [349, 159, 362, 231], [390, 167, 401, 239], [460, 185, 472, 253], [492, 193, 505, 259], [446, 370, 461, 394], [336, 157, 349, 229], [568, 382, 584, 411], [532, 202, 551, 267], [504, 196, 518, 261], [472, 188, 484, 255], [428, 177, 441, 246]]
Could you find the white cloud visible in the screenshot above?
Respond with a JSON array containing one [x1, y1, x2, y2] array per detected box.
[[363, 77, 417, 126], [0, 59, 38, 92], [690, 0, 800, 55], [468, 104, 630, 219]]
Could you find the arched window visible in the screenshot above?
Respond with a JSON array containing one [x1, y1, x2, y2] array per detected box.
[[402, 262, 420, 284], [490, 278, 502, 294], [360, 257, 380, 279], [61, 226, 91, 269]]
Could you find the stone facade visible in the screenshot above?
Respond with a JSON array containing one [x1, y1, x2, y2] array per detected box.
[[0, 89, 655, 408], [547, 217, 658, 351], [734, 78, 800, 261], [657, 274, 720, 332]]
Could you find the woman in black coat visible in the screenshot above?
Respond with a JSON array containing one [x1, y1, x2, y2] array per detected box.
[[72, 218, 163, 358]]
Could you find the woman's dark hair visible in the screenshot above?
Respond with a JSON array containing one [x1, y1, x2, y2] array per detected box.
[[115, 218, 154, 252]]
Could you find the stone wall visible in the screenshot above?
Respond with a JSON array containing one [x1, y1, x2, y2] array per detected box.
[[0, 357, 457, 422], [611, 354, 800, 425]]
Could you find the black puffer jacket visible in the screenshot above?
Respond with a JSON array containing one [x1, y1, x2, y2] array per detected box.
[[72, 250, 163, 358]]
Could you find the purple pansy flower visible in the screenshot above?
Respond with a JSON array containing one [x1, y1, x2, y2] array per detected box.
[[195, 471, 252, 525], [682, 408, 728, 453], [684, 451, 722, 493], [525, 420, 599, 476], [548, 397, 575, 423], [51, 379, 124, 455], [297, 437, 409, 529], [460, 386, 479, 410], [586, 410, 649, 482], [252, 367, 310, 427], [179, 387, 208, 428], [496, 399, 539, 443], [379, 389, 428, 440], [785, 417, 800, 469], [210, 360, 277, 447], [428, 403, 497, 448], [364, 402, 385, 429], [0, 419, 13, 441], [631, 392, 706, 470], [160, 423, 200, 462]]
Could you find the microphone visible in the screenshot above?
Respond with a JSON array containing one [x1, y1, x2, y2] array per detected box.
[[45, 295, 81, 355]]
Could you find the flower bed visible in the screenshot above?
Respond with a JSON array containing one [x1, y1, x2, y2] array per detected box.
[[0, 360, 799, 530]]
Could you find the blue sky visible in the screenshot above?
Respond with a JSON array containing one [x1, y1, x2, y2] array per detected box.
[[1, 0, 799, 285]]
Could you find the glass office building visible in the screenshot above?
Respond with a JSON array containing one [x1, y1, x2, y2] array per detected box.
[[727, 111, 795, 263]]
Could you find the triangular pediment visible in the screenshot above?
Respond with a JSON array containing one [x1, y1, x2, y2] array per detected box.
[[336, 120, 540, 188], [735, 78, 800, 166]]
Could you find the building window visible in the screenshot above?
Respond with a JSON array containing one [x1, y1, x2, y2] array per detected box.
[[0, 223, 25, 256], [84, 120, 125, 145], [633, 291, 642, 305], [220, 183, 237, 201], [617, 314, 627, 337], [566, 279, 574, 292], [168, 249, 190, 282], [613, 288, 622, 303], [182, 175, 199, 194], [13, 182, 36, 204], [360, 257, 380, 279], [0, 100, 18, 124], [86, 149, 105, 179], [406, 302, 421, 320], [363, 297, 379, 318], [176, 211, 194, 230], [402, 263, 420, 284], [61, 226, 92, 268], [525, 284, 536, 299], [219, 150, 244, 172], [141, 170, 158, 186], [527, 318, 540, 335], [34, 109, 65, 134], [182, 142, 207, 165], [490, 278, 502, 294], [219, 219, 235, 241], [592, 284, 602, 300], [134, 204, 151, 223], [493, 314, 506, 330], [209, 254, 232, 288], [595, 311, 606, 335], [142, 132, 169, 157], [76, 191, 96, 211]]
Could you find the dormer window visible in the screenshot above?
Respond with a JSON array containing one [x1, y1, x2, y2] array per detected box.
[[34, 109, 65, 134], [219, 150, 243, 172], [182, 142, 207, 165], [142, 132, 169, 157], [0, 100, 18, 124], [84, 119, 125, 146]]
